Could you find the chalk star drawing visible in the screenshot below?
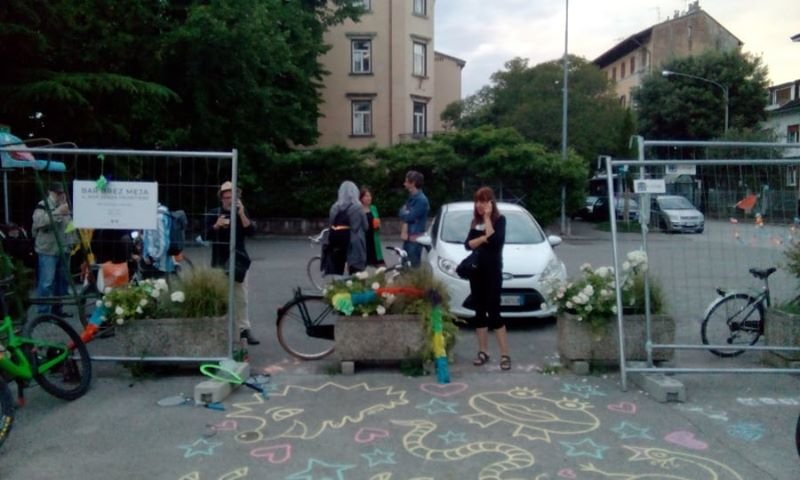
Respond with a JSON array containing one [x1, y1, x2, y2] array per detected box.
[[178, 438, 223, 458], [580, 445, 744, 480], [727, 422, 765, 442], [560, 383, 606, 399], [286, 459, 355, 480], [179, 468, 248, 480], [611, 421, 654, 440], [361, 447, 397, 467], [559, 438, 609, 459], [415, 398, 459, 415], [392, 419, 535, 480], [368, 475, 434, 480], [438, 430, 467, 445], [462, 387, 599, 442], [228, 382, 407, 443]]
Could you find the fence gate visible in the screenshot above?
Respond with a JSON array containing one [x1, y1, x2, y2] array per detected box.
[[0, 145, 240, 363], [605, 138, 800, 391]]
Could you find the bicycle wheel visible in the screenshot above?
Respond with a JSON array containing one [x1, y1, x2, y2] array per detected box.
[[22, 314, 92, 400], [306, 256, 327, 291], [701, 293, 763, 357], [0, 378, 13, 449], [276, 296, 336, 360]]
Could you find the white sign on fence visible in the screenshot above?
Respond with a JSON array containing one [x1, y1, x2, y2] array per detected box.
[[633, 179, 666, 194], [73, 180, 158, 229], [666, 164, 697, 175]]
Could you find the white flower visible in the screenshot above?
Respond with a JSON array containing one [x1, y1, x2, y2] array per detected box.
[[322, 287, 329, 295], [376, 305, 386, 315], [576, 316, 583, 322], [104, 301, 112, 308], [346, 280, 353, 287], [580, 263, 592, 273], [582, 284, 594, 296], [170, 291, 185, 303], [95, 300, 103, 307], [622, 261, 631, 272], [115, 306, 124, 315], [155, 278, 168, 291], [354, 271, 369, 280], [385, 294, 396, 305], [104, 287, 112, 294], [566, 301, 574, 309], [116, 318, 124, 325], [139, 299, 148, 307], [611, 305, 618, 314], [371, 282, 380, 290], [586, 305, 593, 312], [136, 306, 143, 314], [150, 289, 161, 299], [362, 312, 368, 317]]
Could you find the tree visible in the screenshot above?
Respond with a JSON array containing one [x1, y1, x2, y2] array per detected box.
[[633, 50, 770, 140], [448, 56, 631, 169]]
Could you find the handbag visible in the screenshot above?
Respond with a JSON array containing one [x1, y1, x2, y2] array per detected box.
[[456, 250, 480, 280], [225, 249, 251, 283]]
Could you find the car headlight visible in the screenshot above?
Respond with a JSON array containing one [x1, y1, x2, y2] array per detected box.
[[437, 257, 461, 279], [666, 213, 680, 222], [540, 256, 565, 281]]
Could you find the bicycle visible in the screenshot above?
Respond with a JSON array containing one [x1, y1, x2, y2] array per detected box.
[[306, 228, 329, 291], [0, 376, 12, 449], [700, 267, 776, 357], [278, 245, 412, 360]]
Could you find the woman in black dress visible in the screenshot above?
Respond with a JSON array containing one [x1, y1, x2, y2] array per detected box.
[[464, 187, 511, 370]]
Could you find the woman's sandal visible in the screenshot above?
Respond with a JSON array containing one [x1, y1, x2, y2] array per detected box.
[[500, 355, 512, 371], [473, 351, 490, 366]]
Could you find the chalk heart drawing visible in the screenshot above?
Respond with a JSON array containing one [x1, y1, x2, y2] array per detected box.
[[250, 444, 292, 464], [420, 382, 468, 398], [558, 468, 577, 478], [213, 420, 238, 431], [664, 430, 708, 450], [607, 402, 637, 414], [355, 427, 390, 444]]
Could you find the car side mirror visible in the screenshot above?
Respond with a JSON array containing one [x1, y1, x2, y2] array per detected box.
[[547, 235, 562, 247], [415, 234, 432, 248]]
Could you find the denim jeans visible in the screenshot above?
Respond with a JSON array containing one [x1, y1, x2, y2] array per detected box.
[[403, 240, 423, 268], [36, 254, 69, 314]]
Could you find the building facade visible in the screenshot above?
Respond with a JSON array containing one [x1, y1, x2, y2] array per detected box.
[[593, 1, 741, 108], [315, 0, 464, 148], [764, 79, 800, 158]]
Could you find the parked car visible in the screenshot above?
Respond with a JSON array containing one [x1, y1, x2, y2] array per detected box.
[[571, 195, 600, 220], [419, 202, 567, 319], [587, 196, 640, 222], [650, 195, 704, 233]]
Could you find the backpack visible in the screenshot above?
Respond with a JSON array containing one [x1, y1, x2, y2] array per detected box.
[[167, 210, 187, 255]]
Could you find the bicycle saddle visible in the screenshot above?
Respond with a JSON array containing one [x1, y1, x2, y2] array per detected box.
[[749, 267, 776, 279]]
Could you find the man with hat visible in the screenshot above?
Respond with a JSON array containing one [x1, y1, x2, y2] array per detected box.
[[205, 181, 259, 345], [31, 181, 75, 316]]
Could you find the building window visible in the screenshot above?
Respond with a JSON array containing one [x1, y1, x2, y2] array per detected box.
[[620, 62, 626, 78], [630, 57, 635, 74], [788, 124, 800, 143], [413, 102, 427, 136], [611, 67, 617, 82], [773, 87, 792, 106], [619, 95, 626, 107], [413, 0, 426, 16], [352, 100, 372, 136], [413, 41, 427, 76], [351, 39, 371, 74]]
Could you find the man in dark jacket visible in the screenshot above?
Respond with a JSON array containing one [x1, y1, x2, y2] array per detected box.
[[205, 181, 259, 345]]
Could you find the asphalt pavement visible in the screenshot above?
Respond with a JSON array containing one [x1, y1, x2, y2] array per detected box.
[[1, 223, 799, 479]]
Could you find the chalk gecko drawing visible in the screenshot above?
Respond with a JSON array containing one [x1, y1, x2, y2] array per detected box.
[[392, 419, 535, 480], [463, 387, 600, 442], [227, 382, 408, 443], [580, 445, 744, 480]]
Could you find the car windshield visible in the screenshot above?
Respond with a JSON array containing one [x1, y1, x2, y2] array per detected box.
[[658, 196, 693, 210], [615, 198, 638, 209], [585, 196, 599, 206], [440, 209, 545, 244]]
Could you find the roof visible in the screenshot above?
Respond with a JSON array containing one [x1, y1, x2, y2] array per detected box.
[[774, 98, 800, 113], [434, 51, 466, 68]]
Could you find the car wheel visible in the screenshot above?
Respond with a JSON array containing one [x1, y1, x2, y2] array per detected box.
[[696, 227, 704, 234]]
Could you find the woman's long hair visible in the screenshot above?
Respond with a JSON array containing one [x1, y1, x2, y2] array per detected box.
[[334, 180, 360, 209], [472, 186, 500, 227]]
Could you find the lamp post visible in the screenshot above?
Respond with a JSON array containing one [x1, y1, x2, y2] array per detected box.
[[662, 70, 729, 133], [560, 0, 569, 235]]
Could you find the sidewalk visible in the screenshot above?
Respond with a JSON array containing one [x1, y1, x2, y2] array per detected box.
[[1, 363, 797, 479]]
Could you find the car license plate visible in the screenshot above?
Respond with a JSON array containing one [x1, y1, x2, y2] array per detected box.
[[501, 295, 523, 306]]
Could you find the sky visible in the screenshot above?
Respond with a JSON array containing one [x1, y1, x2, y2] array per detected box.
[[434, 0, 800, 97]]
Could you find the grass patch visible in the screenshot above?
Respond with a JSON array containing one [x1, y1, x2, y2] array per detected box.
[[596, 221, 642, 233]]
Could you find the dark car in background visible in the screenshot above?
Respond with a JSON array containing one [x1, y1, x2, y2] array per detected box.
[[578, 196, 639, 222]]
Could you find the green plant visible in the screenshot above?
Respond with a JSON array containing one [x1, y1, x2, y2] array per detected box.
[[99, 267, 228, 326], [545, 250, 664, 332]]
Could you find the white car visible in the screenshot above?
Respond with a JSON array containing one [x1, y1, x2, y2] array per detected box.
[[651, 195, 704, 233], [420, 202, 567, 319]]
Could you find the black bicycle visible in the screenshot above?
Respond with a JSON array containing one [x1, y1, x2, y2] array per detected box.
[[276, 246, 412, 360]]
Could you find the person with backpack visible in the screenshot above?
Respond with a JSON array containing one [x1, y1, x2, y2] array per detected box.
[[325, 181, 367, 275], [31, 182, 76, 317], [205, 181, 259, 345], [140, 204, 175, 278]]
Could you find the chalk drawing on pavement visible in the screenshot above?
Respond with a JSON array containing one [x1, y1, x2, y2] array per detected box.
[[664, 430, 709, 450], [560, 383, 607, 399], [392, 419, 535, 480], [361, 447, 397, 467], [419, 382, 468, 397], [354, 427, 390, 444], [674, 404, 729, 422], [737, 396, 800, 406], [368, 474, 434, 480], [580, 445, 744, 480], [611, 421, 654, 440], [178, 438, 224, 459], [415, 398, 459, 415], [250, 443, 292, 463], [559, 438, 609, 459], [285, 459, 355, 480], [726, 422, 765, 442], [227, 382, 408, 443], [462, 387, 600, 442], [179, 468, 248, 480], [607, 401, 637, 414], [438, 430, 467, 445]]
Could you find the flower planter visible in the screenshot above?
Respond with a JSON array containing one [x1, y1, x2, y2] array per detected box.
[[335, 314, 425, 372], [117, 316, 231, 359], [557, 312, 675, 371], [762, 309, 800, 367]]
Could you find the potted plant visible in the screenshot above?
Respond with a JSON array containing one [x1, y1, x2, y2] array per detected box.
[[324, 267, 459, 370], [99, 267, 230, 358], [763, 240, 800, 366], [546, 250, 674, 370]]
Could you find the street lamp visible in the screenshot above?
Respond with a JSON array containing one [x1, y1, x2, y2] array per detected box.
[[662, 69, 729, 133]]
